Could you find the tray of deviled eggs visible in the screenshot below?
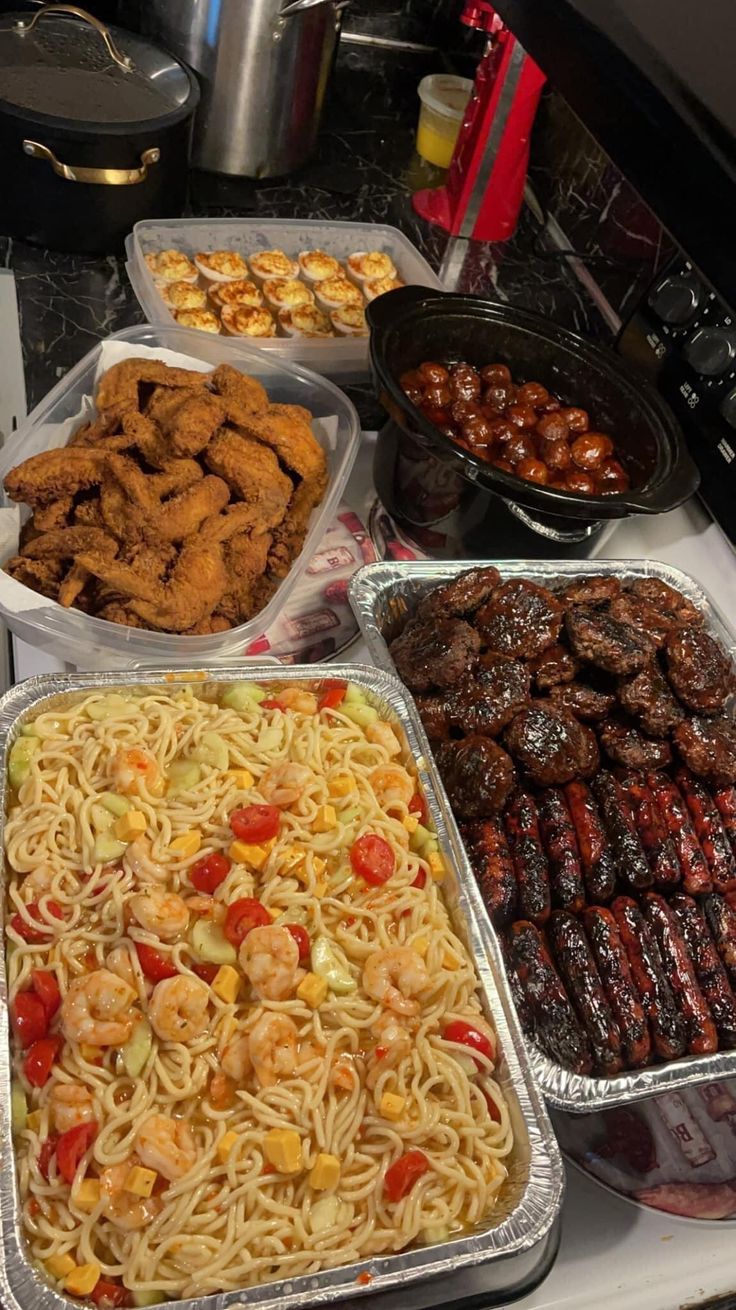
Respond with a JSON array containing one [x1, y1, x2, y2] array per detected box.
[[125, 217, 443, 378]]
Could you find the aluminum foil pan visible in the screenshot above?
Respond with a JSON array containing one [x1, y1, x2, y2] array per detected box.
[[348, 559, 736, 1113], [0, 665, 562, 1310]]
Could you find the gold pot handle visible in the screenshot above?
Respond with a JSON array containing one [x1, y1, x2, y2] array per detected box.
[[22, 140, 160, 185], [14, 5, 133, 71]]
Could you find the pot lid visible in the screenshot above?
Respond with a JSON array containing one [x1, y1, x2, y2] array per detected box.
[[0, 5, 195, 124]]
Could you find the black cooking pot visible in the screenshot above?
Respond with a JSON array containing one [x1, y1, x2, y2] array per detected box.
[[0, 4, 199, 254], [367, 286, 700, 559]]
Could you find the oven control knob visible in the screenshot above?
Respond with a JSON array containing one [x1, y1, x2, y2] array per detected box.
[[648, 275, 701, 325], [684, 326, 736, 376]]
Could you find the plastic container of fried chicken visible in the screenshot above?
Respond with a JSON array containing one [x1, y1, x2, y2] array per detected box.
[[0, 325, 360, 666]]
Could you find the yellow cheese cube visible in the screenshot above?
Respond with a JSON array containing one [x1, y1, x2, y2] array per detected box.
[[114, 809, 147, 841], [264, 1128, 303, 1175], [64, 1263, 101, 1297], [313, 804, 337, 833], [312, 856, 327, 877], [279, 845, 306, 876], [46, 1254, 75, 1280], [73, 1179, 101, 1211], [379, 1092, 406, 1122], [224, 769, 254, 789], [443, 951, 461, 971], [428, 851, 445, 881], [79, 1044, 102, 1064], [27, 1110, 42, 1134], [212, 964, 240, 1004], [402, 814, 420, 833], [267, 906, 283, 921], [412, 937, 429, 958], [229, 840, 270, 869], [297, 972, 328, 1009], [217, 1131, 239, 1163], [313, 880, 327, 899], [309, 1152, 340, 1191], [169, 830, 202, 858], [329, 773, 356, 797], [148, 776, 166, 798], [123, 1166, 156, 1198]]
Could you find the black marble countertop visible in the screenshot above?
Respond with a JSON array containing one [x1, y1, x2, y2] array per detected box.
[[1, 43, 604, 428]]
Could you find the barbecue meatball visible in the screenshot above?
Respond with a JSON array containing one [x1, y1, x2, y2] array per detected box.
[[598, 717, 673, 770], [546, 683, 616, 723], [435, 737, 516, 818], [415, 694, 452, 741], [447, 652, 531, 736], [390, 616, 481, 693], [416, 566, 501, 620], [618, 662, 685, 737], [628, 577, 703, 629], [529, 643, 579, 690], [665, 626, 735, 715], [565, 605, 652, 675], [609, 595, 679, 649], [674, 716, 736, 785], [560, 575, 622, 608], [476, 579, 562, 659], [503, 701, 599, 786]]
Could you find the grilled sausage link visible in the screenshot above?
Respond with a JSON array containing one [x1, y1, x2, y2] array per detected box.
[[537, 787, 586, 912], [675, 768, 736, 894], [612, 896, 687, 1060], [462, 818, 517, 927], [647, 772, 712, 895], [583, 906, 651, 1068], [616, 770, 682, 890], [701, 893, 736, 992], [504, 790, 551, 926], [712, 784, 736, 860], [564, 780, 617, 902], [641, 891, 718, 1056], [548, 910, 623, 1075], [509, 920, 593, 1074], [672, 894, 736, 1048], [592, 770, 653, 891]]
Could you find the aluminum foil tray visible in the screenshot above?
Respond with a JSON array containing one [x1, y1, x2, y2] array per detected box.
[[349, 559, 736, 1113], [0, 665, 562, 1310]]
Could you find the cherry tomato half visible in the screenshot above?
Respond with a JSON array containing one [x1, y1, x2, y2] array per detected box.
[[223, 898, 271, 947], [31, 969, 61, 1021], [261, 699, 286, 712], [350, 834, 395, 886], [230, 805, 280, 843], [24, 1036, 62, 1089], [9, 900, 63, 943], [318, 684, 347, 712], [411, 869, 427, 890], [383, 1150, 430, 1203], [56, 1121, 97, 1184], [135, 943, 178, 983], [443, 1019, 495, 1067], [190, 851, 231, 895], [90, 1279, 131, 1308], [284, 923, 310, 961], [11, 992, 48, 1048], [408, 792, 428, 825], [37, 1136, 58, 1181], [192, 962, 219, 984], [481, 1086, 502, 1124]]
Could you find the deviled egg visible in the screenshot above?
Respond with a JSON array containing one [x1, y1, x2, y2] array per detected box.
[[263, 278, 315, 311], [208, 279, 263, 309], [194, 250, 250, 283], [346, 250, 397, 286], [160, 281, 208, 310], [297, 249, 342, 284], [220, 304, 276, 337], [278, 304, 333, 337], [363, 275, 405, 302], [331, 303, 368, 337], [248, 249, 299, 282], [144, 249, 199, 284], [174, 308, 221, 333], [315, 276, 363, 311]]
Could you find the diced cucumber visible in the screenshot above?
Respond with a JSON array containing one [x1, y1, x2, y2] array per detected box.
[[166, 761, 202, 795], [132, 1292, 166, 1307], [191, 732, 229, 772], [86, 695, 134, 721], [191, 920, 237, 966], [93, 833, 127, 865], [222, 683, 267, 710], [257, 727, 281, 752], [122, 1017, 153, 1078], [90, 804, 115, 835], [312, 936, 356, 995], [420, 1225, 450, 1245], [410, 823, 433, 852], [341, 703, 379, 728], [339, 805, 361, 825], [20, 724, 38, 738], [344, 683, 366, 705], [309, 1196, 344, 1233], [8, 737, 40, 789], [99, 792, 131, 818], [11, 1083, 27, 1135]]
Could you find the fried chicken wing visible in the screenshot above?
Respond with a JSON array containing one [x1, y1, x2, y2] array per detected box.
[[210, 364, 268, 416], [4, 448, 110, 506], [226, 401, 327, 487], [33, 497, 74, 531], [5, 554, 63, 597], [76, 538, 226, 633], [23, 526, 118, 560], [146, 388, 226, 458], [95, 359, 208, 412], [218, 531, 272, 624], [204, 430, 292, 531]]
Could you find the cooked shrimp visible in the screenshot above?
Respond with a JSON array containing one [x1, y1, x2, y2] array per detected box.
[[278, 687, 318, 715], [112, 747, 160, 796], [239, 925, 301, 1001], [106, 943, 137, 989], [129, 886, 188, 940], [20, 864, 56, 899], [49, 1083, 96, 1133], [148, 974, 209, 1042], [366, 721, 402, 758], [100, 1161, 161, 1230], [124, 836, 167, 885], [221, 1031, 252, 1082], [135, 1114, 196, 1181], [259, 761, 314, 808], [248, 1012, 298, 1088], [184, 894, 224, 921], [61, 969, 136, 1045], [363, 947, 429, 1017], [370, 765, 414, 812]]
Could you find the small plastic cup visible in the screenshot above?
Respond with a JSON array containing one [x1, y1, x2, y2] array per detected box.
[[416, 73, 473, 169]]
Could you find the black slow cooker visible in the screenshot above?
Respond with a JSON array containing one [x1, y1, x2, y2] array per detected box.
[[367, 286, 700, 559]]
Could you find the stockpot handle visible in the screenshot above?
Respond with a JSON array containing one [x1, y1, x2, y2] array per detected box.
[[22, 140, 160, 185], [13, 4, 133, 71], [280, 0, 350, 16]]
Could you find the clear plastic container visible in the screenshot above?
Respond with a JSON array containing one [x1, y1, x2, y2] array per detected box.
[[0, 324, 360, 667], [125, 218, 443, 380], [416, 74, 473, 168]]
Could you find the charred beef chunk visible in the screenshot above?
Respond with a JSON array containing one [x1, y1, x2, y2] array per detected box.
[[598, 716, 673, 770], [609, 595, 679, 648], [674, 717, 736, 786], [565, 605, 653, 675], [529, 643, 579, 690], [390, 616, 480, 693], [503, 701, 599, 786], [628, 577, 703, 628], [435, 736, 516, 818], [414, 694, 452, 741], [618, 661, 685, 736], [416, 566, 501, 620], [665, 626, 735, 715], [560, 576, 622, 608], [476, 579, 562, 659], [547, 683, 616, 722], [447, 652, 531, 736]]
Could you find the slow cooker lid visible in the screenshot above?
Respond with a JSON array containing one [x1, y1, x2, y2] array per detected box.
[[0, 6, 192, 123]]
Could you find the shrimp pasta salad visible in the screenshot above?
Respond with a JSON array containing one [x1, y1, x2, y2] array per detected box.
[[5, 678, 513, 1305]]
